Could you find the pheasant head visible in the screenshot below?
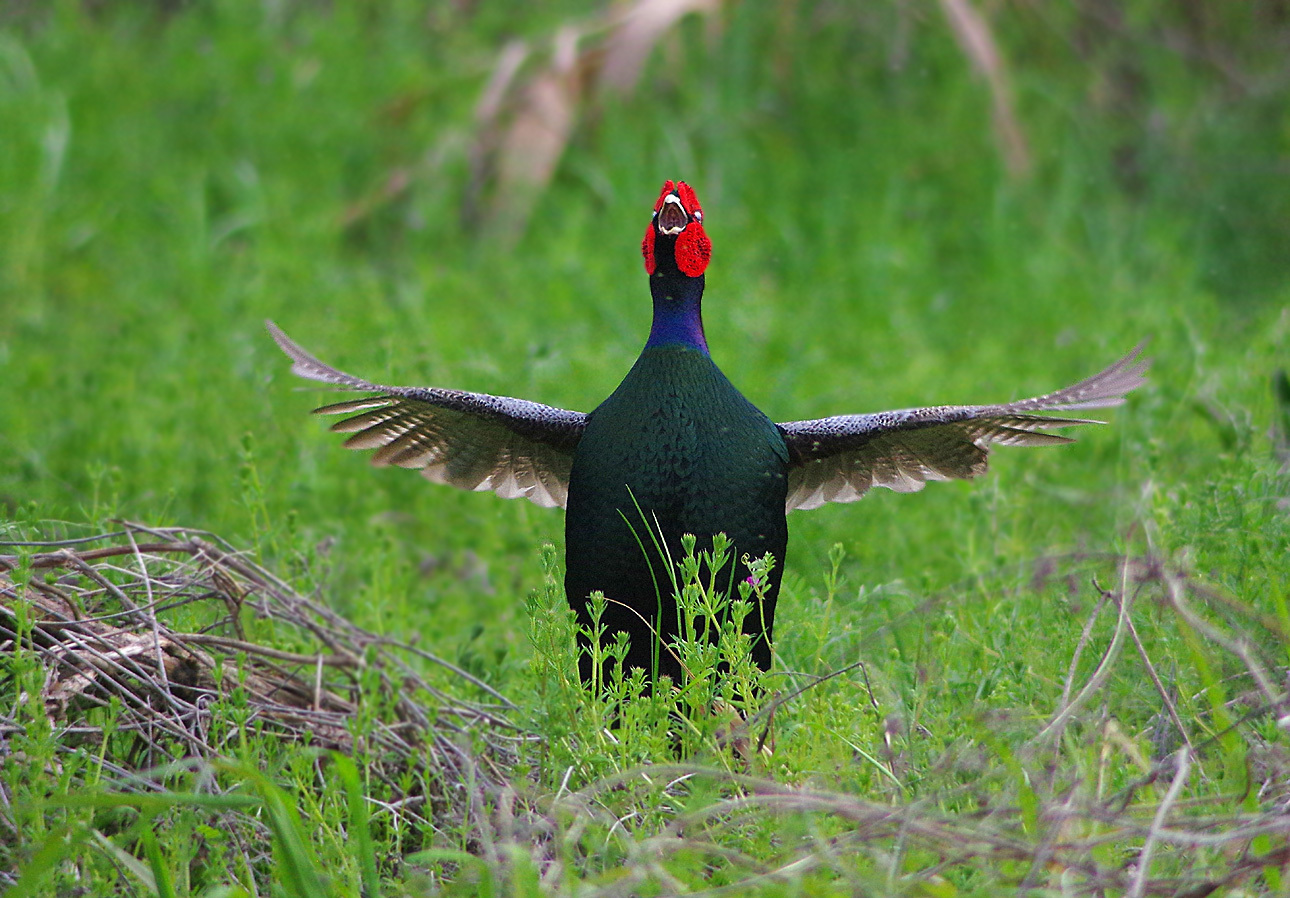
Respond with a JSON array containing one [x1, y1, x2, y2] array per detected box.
[[642, 180, 711, 279]]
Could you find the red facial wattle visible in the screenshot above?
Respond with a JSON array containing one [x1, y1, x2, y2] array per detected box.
[[641, 180, 711, 278], [641, 225, 658, 275], [673, 224, 711, 277]]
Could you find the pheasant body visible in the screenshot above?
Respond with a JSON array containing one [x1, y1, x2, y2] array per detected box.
[[566, 343, 789, 685], [268, 178, 1148, 698]]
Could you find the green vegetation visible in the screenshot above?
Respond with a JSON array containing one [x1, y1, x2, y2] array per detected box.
[[2, 1, 1287, 894]]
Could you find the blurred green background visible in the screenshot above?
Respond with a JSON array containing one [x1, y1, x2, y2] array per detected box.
[[1, 0, 1286, 671], [4, 3, 1290, 893]]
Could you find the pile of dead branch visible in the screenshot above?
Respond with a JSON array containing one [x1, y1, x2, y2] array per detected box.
[[0, 523, 529, 841]]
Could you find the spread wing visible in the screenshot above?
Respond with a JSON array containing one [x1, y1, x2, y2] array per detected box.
[[267, 321, 587, 509], [778, 345, 1148, 512]]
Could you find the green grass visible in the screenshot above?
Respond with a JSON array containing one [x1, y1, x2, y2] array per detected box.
[[2, 1, 1288, 894]]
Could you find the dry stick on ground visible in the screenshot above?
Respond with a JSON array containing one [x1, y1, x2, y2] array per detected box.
[[1038, 561, 1139, 742], [1124, 592, 1197, 757], [1164, 567, 1285, 708], [1057, 579, 1111, 711], [1130, 745, 1191, 898]]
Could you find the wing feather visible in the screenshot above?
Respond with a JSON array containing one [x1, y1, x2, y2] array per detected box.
[[267, 321, 586, 509], [779, 345, 1148, 512]]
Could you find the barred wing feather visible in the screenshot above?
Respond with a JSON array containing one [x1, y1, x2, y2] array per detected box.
[[267, 321, 587, 509], [779, 345, 1148, 512]]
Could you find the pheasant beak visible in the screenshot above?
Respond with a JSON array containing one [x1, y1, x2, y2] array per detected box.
[[656, 194, 689, 235]]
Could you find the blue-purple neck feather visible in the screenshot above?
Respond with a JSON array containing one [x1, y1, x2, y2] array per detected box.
[[645, 273, 708, 354]]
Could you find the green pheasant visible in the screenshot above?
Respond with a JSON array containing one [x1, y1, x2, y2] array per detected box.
[[269, 179, 1146, 693]]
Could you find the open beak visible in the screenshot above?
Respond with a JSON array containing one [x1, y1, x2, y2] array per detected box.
[[656, 193, 689, 235]]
